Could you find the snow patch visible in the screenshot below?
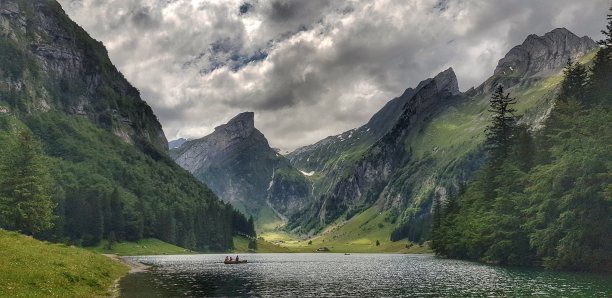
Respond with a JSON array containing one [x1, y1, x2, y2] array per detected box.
[[300, 170, 315, 176], [266, 169, 275, 191]]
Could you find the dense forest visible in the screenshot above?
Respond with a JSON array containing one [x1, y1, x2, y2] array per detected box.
[[431, 9, 612, 272], [0, 111, 256, 251], [0, 0, 255, 251]]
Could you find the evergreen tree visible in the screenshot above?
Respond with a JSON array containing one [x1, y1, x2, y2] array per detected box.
[[558, 58, 588, 103], [485, 85, 517, 165], [0, 131, 56, 235], [248, 239, 257, 250], [598, 7, 612, 48], [590, 7, 612, 103]]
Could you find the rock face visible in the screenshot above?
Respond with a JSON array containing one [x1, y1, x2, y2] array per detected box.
[[479, 28, 599, 95], [495, 28, 597, 77], [170, 112, 311, 222], [168, 138, 188, 149], [0, 0, 167, 152]]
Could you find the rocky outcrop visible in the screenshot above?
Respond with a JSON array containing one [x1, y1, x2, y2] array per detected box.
[[170, 112, 311, 221], [494, 28, 597, 78], [168, 138, 188, 149], [0, 0, 167, 152]]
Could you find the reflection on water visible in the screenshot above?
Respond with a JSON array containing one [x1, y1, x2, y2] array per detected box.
[[120, 254, 612, 297]]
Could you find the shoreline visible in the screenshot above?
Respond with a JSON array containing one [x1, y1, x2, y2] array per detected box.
[[103, 254, 150, 297]]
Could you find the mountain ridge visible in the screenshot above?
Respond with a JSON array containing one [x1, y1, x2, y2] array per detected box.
[[286, 27, 598, 238]]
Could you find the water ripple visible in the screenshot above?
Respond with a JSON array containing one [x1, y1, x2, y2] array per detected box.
[[120, 254, 612, 297]]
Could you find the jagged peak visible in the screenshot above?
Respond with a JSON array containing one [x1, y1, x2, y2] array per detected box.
[[227, 111, 254, 127], [214, 111, 256, 138], [494, 28, 598, 77], [432, 67, 460, 95]]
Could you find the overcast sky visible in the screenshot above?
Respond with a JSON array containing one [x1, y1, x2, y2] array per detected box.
[[58, 0, 609, 152]]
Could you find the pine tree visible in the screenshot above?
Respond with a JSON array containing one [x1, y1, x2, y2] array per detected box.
[[558, 58, 588, 102], [0, 131, 56, 235], [598, 7, 612, 48], [590, 7, 612, 104], [485, 85, 517, 165]]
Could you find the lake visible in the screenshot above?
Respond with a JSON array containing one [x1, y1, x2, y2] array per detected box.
[[120, 253, 612, 297]]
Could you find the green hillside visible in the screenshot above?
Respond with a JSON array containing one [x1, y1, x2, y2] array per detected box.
[[432, 43, 612, 272], [89, 238, 192, 256], [0, 0, 254, 251], [0, 229, 128, 297]]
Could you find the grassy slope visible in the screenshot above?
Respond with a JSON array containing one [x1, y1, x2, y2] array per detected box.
[[88, 238, 193, 256], [232, 235, 291, 253], [0, 229, 128, 297], [261, 207, 430, 253]]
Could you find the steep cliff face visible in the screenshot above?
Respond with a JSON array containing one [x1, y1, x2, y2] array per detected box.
[[171, 112, 311, 224], [495, 28, 597, 77], [476, 28, 599, 95], [0, 0, 167, 152], [288, 28, 598, 238]]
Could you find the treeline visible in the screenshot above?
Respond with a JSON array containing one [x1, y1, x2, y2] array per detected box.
[[431, 9, 612, 272], [0, 112, 255, 251]]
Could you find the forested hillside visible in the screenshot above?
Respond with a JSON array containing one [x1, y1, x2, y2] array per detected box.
[[0, 0, 254, 251], [431, 10, 612, 272]]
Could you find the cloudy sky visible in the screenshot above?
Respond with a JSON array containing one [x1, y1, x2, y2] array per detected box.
[[58, 0, 609, 151]]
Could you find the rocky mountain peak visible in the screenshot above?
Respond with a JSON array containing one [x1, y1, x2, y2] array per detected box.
[[494, 27, 598, 77], [432, 67, 460, 95], [214, 111, 255, 139]]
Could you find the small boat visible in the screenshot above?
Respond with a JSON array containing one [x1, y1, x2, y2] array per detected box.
[[344, 253, 350, 255], [224, 260, 248, 264]]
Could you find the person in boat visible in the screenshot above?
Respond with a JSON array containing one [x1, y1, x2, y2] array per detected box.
[[235, 255, 239, 262], [229, 256, 233, 262], [225, 256, 229, 262]]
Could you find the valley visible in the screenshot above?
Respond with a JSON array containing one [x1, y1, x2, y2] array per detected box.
[[1, 0, 611, 296]]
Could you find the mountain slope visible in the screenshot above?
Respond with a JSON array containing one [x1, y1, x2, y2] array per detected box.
[[0, 0, 167, 152], [287, 28, 598, 240], [171, 112, 311, 228], [0, 0, 251, 250]]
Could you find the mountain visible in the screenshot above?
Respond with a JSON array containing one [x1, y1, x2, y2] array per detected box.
[[168, 138, 188, 149], [287, 28, 598, 239], [432, 30, 612, 271], [0, 0, 167, 152], [170, 112, 311, 228], [0, 0, 252, 250]]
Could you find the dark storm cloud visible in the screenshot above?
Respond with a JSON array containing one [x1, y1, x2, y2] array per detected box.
[[57, 0, 610, 151], [266, 0, 331, 24], [130, 6, 159, 29], [239, 3, 253, 15]]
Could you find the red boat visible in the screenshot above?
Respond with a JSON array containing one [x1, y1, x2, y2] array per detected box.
[[224, 260, 248, 264]]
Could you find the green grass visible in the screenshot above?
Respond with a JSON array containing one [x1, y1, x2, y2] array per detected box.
[[0, 229, 129, 297], [255, 205, 286, 231], [232, 235, 291, 253], [260, 207, 431, 253], [88, 238, 193, 256]]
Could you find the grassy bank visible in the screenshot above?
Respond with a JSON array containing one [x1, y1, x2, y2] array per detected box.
[[0, 229, 129, 297], [88, 238, 193, 256], [232, 235, 291, 253], [258, 207, 431, 253]]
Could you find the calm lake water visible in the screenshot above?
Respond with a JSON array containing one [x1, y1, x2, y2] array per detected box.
[[120, 254, 612, 297]]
